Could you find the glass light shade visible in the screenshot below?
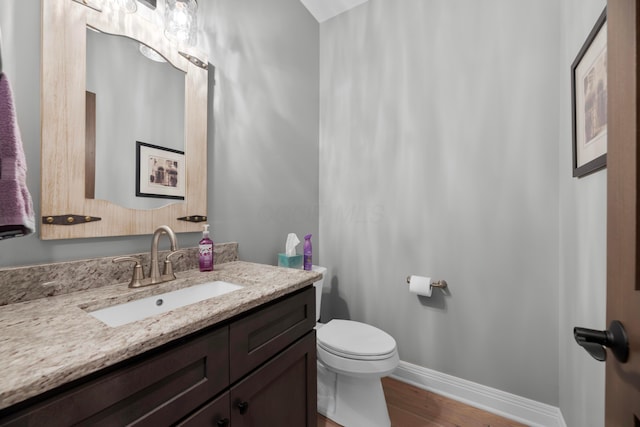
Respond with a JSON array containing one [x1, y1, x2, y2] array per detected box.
[[164, 0, 198, 45], [139, 43, 167, 63], [116, 0, 137, 13]]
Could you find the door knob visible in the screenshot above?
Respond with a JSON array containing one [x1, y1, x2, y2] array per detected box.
[[574, 320, 629, 363]]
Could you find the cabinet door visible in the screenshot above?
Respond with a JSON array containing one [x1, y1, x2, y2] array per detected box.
[[230, 331, 317, 427], [176, 393, 230, 427]]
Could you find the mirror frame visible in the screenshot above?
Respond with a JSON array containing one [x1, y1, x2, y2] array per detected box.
[[41, 0, 208, 239]]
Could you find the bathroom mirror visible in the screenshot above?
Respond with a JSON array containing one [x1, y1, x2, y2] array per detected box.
[[86, 29, 185, 210], [41, 0, 208, 239]]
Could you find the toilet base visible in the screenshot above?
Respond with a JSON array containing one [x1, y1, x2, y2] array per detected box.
[[318, 363, 391, 427]]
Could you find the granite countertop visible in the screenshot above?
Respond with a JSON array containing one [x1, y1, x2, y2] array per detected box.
[[0, 261, 320, 411]]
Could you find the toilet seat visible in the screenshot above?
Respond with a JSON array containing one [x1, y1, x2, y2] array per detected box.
[[317, 319, 397, 360], [316, 320, 399, 378]]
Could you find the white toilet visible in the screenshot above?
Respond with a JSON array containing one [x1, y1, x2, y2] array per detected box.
[[312, 266, 399, 427]]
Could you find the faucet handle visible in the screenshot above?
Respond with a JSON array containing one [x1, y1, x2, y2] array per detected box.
[[163, 249, 187, 278], [113, 256, 145, 288]]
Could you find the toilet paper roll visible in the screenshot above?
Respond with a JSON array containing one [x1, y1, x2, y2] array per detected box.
[[409, 275, 432, 297]]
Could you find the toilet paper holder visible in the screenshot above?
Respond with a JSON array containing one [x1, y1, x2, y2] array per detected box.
[[406, 276, 448, 289]]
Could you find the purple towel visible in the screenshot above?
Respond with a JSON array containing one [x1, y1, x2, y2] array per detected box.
[[0, 72, 35, 240]]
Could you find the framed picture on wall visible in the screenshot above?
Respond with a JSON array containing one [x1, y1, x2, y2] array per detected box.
[[136, 141, 185, 199], [571, 7, 607, 178]]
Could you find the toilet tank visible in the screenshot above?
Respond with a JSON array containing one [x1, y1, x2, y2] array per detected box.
[[311, 266, 327, 322]]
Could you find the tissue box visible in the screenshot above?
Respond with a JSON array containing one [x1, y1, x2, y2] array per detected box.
[[278, 253, 303, 269]]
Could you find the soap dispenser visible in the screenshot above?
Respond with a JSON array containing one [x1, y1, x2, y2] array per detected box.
[[303, 234, 312, 271], [199, 224, 214, 272]]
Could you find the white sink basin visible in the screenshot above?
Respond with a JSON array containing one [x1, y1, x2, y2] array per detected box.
[[88, 281, 243, 327]]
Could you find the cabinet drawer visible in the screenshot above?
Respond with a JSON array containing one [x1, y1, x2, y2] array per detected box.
[[177, 392, 230, 427], [229, 287, 315, 382], [0, 327, 229, 427]]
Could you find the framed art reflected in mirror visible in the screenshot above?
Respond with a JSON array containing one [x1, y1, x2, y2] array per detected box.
[[136, 141, 185, 200]]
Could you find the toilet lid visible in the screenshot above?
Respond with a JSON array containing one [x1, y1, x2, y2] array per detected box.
[[317, 319, 397, 359]]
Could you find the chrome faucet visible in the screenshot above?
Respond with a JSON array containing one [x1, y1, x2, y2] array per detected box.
[[149, 225, 178, 284]]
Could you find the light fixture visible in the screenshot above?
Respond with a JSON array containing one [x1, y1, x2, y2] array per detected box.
[[138, 0, 157, 9], [73, 0, 104, 11], [76, 0, 137, 13], [139, 43, 167, 63], [164, 0, 198, 45], [116, 0, 137, 13]]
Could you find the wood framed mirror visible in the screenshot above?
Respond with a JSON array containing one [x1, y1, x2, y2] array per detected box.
[[41, 0, 208, 239]]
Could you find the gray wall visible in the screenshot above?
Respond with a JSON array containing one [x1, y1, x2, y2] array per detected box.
[[201, 0, 320, 265], [319, 0, 561, 405], [558, 1, 607, 425], [0, 0, 609, 422], [0, 0, 319, 267]]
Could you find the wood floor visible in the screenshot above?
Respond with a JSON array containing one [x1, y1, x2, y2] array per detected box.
[[317, 377, 527, 427]]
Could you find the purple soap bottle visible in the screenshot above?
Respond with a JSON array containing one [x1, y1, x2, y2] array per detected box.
[[199, 224, 214, 272], [303, 234, 312, 271]]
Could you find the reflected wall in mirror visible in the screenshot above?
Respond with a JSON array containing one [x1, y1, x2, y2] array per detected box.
[[41, 0, 208, 240], [86, 29, 185, 210]]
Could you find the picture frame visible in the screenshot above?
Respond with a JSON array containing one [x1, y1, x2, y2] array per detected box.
[[571, 8, 607, 178], [136, 141, 185, 199]]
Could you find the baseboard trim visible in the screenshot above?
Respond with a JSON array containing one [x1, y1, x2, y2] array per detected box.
[[391, 361, 567, 427]]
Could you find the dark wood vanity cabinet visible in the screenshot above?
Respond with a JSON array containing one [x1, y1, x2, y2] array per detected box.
[[0, 286, 316, 427], [0, 327, 229, 427], [177, 393, 231, 427], [180, 332, 316, 427], [229, 332, 316, 427]]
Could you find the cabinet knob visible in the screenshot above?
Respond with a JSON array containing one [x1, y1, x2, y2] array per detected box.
[[216, 418, 229, 427], [237, 401, 249, 414]]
